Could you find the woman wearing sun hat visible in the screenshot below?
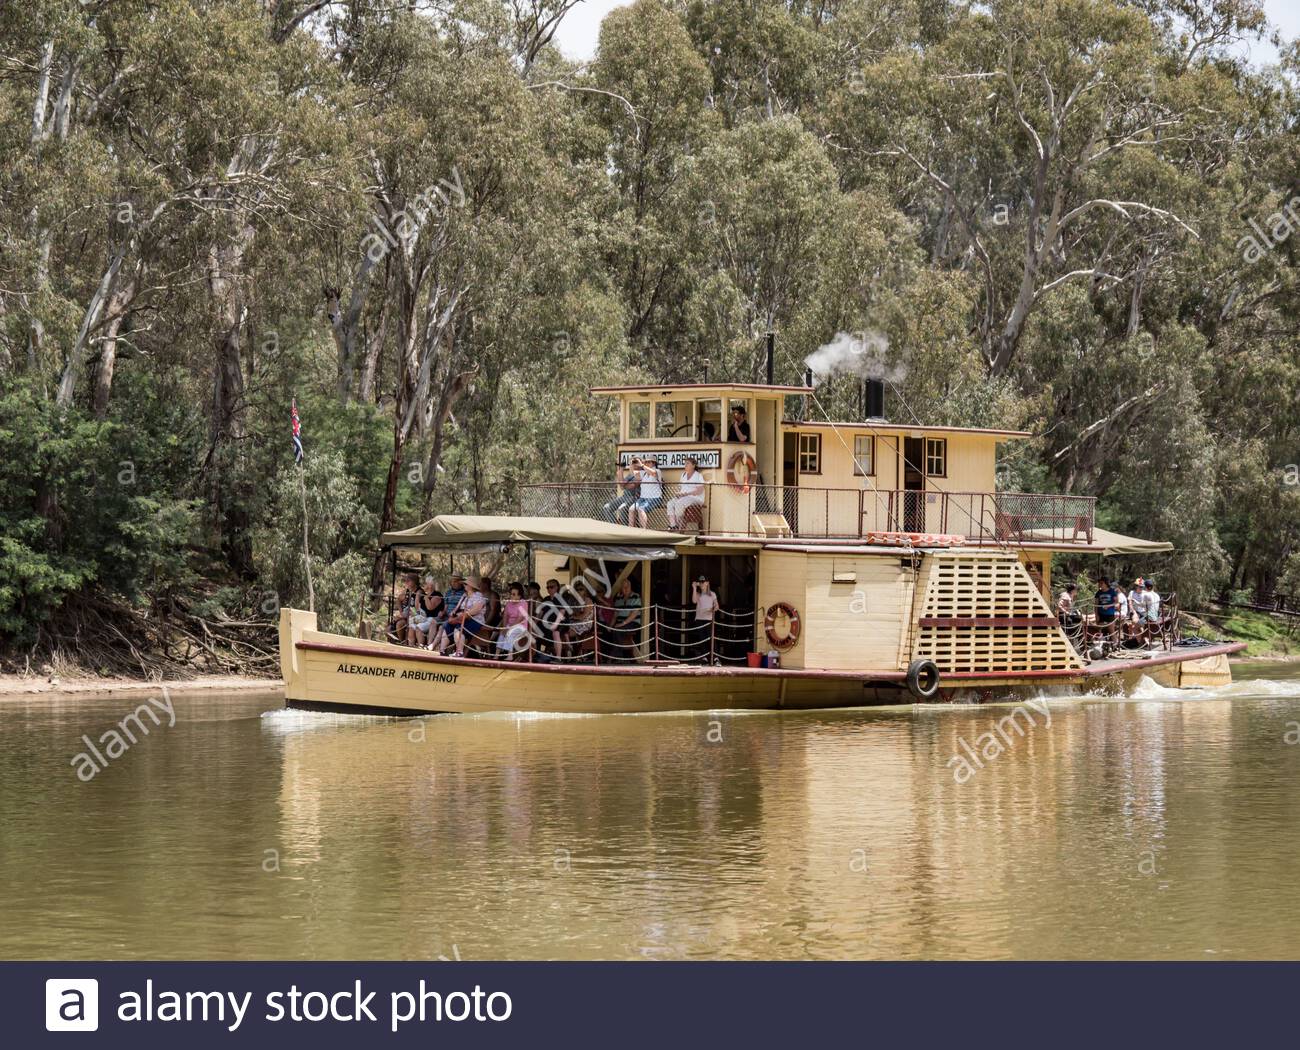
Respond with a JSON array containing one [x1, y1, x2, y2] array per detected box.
[[443, 575, 487, 657]]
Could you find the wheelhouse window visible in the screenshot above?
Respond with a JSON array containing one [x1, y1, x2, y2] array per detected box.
[[925, 438, 947, 477], [727, 398, 753, 443], [627, 401, 650, 440], [798, 433, 821, 474], [697, 399, 723, 442], [655, 400, 695, 438], [852, 434, 875, 476]]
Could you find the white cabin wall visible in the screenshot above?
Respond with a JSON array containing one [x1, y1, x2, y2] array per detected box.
[[801, 554, 910, 673], [756, 550, 808, 667]]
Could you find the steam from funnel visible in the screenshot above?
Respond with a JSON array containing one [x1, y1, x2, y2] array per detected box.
[[804, 330, 906, 384]]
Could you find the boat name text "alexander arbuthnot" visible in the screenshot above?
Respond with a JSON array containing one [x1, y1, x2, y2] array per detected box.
[[336, 663, 460, 684]]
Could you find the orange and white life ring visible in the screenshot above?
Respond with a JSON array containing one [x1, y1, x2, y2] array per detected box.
[[727, 450, 757, 494], [764, 602, 802, 651]]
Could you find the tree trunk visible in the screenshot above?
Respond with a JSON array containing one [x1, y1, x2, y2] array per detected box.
[[91, 274, 137, 418], [207, 233, 254, 577]]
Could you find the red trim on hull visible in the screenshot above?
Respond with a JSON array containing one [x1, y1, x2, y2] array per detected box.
[[295, 640, 909, 682], [295, 639, 1246, 686]]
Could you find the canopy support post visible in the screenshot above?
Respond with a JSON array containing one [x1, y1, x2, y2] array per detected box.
[[388, 548, 397, 628]]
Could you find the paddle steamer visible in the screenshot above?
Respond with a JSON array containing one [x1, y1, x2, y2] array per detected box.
[[280, 377, 1242, 715]]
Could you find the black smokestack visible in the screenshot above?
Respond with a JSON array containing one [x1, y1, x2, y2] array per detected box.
[[864, 378, 885, 419], [765, 331, 775, 386]]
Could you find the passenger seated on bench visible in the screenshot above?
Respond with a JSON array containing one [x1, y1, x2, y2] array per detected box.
[[603, 460, 641, 524], [444, 576, 487, 658], [610, 578, 643, 662], [496, 582, 531, 661], [568, 582, 596, 661], [632, 460, 663, 528], [389, 574, 419, 643], [667, 456, 705, 528], [410, 578, 443, 648], [1127, 577, 1146, 622]]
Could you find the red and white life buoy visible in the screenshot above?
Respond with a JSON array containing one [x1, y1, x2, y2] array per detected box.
[[764, 602, 802, 651], [862, 531, 964, 547], [727, 450, 757, 494]]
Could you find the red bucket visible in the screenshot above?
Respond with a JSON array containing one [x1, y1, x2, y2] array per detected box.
[[745, 652, 763, 669]]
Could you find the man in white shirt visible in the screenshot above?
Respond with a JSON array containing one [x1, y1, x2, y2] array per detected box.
[[1127, 578, 1146, 622], [1143, 581, 1161, 623], [667, 456, 706, 527]]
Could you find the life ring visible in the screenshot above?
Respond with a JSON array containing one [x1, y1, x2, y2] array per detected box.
[[727, 450, 757, 493], [906, 659, 941, 701], [863, 531, 963, 547], [764, 602, 802, 651]]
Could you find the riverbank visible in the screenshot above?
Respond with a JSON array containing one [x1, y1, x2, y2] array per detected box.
[[0, 673, 282, 701], [1185, 608, 1299, 660]]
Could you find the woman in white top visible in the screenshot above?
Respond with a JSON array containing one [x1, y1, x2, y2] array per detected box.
[[667, 457, 706, 527]]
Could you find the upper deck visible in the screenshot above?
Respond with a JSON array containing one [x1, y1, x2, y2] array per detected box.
[[524, 381, 1097, 548]]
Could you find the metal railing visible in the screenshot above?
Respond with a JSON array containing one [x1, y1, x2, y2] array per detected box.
[[520, 482, 1095, 545]]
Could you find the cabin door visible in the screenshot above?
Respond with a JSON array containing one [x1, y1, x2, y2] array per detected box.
[[902, 437, 925, 532], [781, 431, 799, 524]]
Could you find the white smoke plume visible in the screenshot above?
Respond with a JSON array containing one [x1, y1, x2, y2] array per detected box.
[[803, 330, 907, 384]]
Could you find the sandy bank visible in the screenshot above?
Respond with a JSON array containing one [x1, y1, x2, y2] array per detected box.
[[0, 674, 282, 701]]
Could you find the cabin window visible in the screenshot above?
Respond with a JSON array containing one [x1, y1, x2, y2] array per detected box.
[[655, 400, 694, 438], [697, 399, 723, 443], [627, 401, 650, 440], [852, 434, 875, 476], [798, 433, 821, 474], [925, 438, 947, 477]]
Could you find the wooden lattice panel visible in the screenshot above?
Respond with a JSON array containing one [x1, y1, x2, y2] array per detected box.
[[910, 551, 1082, 674]]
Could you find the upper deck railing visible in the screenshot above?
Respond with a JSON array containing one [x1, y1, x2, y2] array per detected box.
[[520, 482, 1095, 545]]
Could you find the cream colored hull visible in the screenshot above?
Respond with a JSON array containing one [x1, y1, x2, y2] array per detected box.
[[280, 610, 893, 714], [278, 610, 1243, 716]]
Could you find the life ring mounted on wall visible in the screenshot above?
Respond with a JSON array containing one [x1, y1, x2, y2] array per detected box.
[[764, 602, 802, 651], [727, 450, 757, 493]]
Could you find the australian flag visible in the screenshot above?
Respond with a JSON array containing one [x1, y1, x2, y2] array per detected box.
[[291, 398, 304, 464]]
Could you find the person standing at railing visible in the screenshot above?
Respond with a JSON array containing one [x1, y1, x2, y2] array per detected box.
[[667, 456, 706, 528], [603, 459, 641, 524], [691, 575, 719, 663], [633, 460, 664, 528]]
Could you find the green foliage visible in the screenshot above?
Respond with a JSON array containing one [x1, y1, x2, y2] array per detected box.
[[0, 378, 200, 644], [2, 0, 1299, 662]]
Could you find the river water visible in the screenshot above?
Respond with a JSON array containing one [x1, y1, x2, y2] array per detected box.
[[2, 663, 1299, 960]]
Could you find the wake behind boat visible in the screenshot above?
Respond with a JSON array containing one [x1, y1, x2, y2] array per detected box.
[[280, 377, 1243, 715]]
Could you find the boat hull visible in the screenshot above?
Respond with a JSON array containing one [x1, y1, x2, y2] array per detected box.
[[279, 610, 1246, 716]]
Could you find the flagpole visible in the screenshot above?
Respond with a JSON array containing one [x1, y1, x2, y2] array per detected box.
[[292, 396, 315, 613], [299, 462, 315, 613]]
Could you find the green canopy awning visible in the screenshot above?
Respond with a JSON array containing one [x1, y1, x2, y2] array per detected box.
[[1018, 525, 1174, 555], [1089, 527, 1174, 556], [381, 514, 690, 552]]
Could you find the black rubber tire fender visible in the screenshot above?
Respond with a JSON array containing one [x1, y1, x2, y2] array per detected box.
[[906, 658, 941, 701]]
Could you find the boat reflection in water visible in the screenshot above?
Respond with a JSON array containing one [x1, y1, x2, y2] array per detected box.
[[270, 669, 1300, 960]]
